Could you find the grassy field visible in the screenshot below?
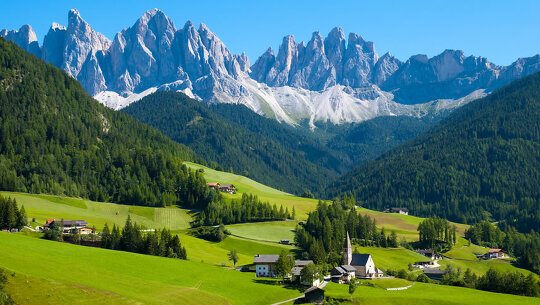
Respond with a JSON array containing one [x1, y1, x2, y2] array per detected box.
[[226, 221, 297, 243], [354, 246, 428, 271], [324, 282, 540, 305], [2, 191, 192, 231], [0, 233, 301, 305], [2, 191, 294, 267], [185, 162, 320, 220], [358, 208, 469, 241]]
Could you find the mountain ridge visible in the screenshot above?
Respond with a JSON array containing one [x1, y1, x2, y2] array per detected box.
[[2, 8, 540, 125]]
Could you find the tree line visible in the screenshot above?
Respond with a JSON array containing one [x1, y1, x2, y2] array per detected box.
[[197, 193, 293, 226], [440, 266, 539, 297], [295, 199, 398, 265], [101, 216, 187, 259], [0, 195, 27, 230], [417, 217, 457, 250]]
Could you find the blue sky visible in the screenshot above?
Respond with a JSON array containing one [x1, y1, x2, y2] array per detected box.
[[2, 0, 539, 65]]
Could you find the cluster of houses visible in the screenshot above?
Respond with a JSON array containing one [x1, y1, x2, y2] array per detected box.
[[207, 182, 237, 194], [383, 207, 409, 215], [252, 233, 383, 287], [42, 219, 94, 235]]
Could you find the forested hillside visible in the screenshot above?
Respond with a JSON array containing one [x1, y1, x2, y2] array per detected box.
[[123, 92, 435, 195], [123, 92, 342, 195], [322, 116, 438, 164], [0, 38, 213, 208], [329, 72, 540, 233]]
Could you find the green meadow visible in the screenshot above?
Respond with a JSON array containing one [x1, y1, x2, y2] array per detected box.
[[0, 233, 300, 305], [324, 282, 540, 305], [185, 162, 320, 219], [1, 164, 538, 305], [2, 191, 192, 231]]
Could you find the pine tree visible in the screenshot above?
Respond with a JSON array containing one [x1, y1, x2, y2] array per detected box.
[[16, 205, 27, 229], [101, 224, 111, 249]]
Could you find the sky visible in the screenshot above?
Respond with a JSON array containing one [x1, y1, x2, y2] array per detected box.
[[2, 0, 540, 66]]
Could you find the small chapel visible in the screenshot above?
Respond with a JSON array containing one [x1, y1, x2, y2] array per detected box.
[[330, 232, 384, 283]]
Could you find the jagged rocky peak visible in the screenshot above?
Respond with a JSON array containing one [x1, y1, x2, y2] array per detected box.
[[372, 52, 402, 85], [63, 8, 111, 79], [324, 27, 346, 78], [0, 24, 41, 57], [42, 23, 67, 66], [250, 47, 276, 82], [251, 27, 381, 90]]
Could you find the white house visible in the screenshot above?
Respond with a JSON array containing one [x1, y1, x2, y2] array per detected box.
[[253, 254, 280, 277]]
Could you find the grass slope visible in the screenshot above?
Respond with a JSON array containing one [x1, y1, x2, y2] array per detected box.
[[185, 162, 320, 220], [2, 192, 192, 231], [325, 282, 539, 305], [0, 233, 300, 305]]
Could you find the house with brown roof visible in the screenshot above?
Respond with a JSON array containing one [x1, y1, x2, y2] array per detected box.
[[207, 182, 220, 190], [484, 248, 506, 259]]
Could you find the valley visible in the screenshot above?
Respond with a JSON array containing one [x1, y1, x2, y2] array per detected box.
[[0, 3, 539, 304]]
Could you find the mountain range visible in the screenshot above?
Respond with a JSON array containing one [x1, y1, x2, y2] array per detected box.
[[3, 8, 540, 125]]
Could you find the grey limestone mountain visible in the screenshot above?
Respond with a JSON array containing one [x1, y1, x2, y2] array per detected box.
[[2, 8, 540, 125]]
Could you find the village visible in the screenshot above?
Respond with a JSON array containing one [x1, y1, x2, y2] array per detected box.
[[248, 232, 510, 303]]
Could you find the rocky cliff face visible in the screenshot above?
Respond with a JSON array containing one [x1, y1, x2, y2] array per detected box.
[[2, 8, 540, 125], [0, 25, 41, 57], [250, 28, 396, 91]]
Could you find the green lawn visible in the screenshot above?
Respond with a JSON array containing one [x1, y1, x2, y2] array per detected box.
[[354, 246, 428, 271], [444, 237, 490, 260], [185, 162, 321, 220], [178, 233, 293, 266], [0, 233, 301, 305], [358, 208, 469, 241], [226, 221, 297, 243], [324, 282, 540, 305]]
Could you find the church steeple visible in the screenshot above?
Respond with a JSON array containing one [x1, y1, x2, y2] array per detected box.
[[343, 231, 352, 265]]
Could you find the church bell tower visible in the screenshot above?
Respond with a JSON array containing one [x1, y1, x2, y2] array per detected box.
[[343, 232, 352, 265]]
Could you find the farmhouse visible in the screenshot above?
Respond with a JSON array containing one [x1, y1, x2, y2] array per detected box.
[[76, 227, 95, 235], [218, 184, 236, 194], [343, 232, 384, 278], [207, 182, 220, 190], [253, 254, 279, 277], [253, 255, 314, 280], [484, 248, 506, 259], [44, 219, 88, 234], [383, 207, 409, 215]]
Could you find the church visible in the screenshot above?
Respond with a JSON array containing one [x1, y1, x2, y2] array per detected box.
[[330, 232, 383, 282]]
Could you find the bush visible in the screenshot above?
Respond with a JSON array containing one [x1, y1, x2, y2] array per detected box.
[[192, 225, 230, 242], [416, 273, 431, 283], [396, 269, 409, 279]]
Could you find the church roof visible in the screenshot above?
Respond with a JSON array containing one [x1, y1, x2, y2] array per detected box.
[[350, 254, 371, 267]]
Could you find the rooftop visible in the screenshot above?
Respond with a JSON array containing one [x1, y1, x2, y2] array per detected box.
[[253, 254, 279, 264], [350, 254, 371, 267]]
